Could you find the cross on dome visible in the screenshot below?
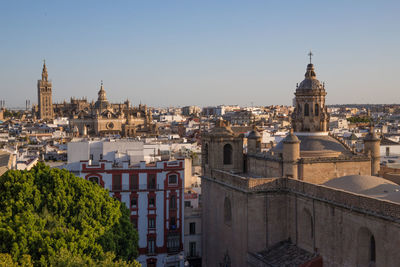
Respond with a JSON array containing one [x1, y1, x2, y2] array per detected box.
[[308, 50, 313, 64]]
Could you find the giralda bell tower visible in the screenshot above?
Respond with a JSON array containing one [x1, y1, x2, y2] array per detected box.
[[37, 60, 53, 120]]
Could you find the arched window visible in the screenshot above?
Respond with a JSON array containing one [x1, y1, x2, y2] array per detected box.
[[223, 144, 232, 165], [357, 227, 376, 266], [304, 103, 309, 116], [315, 104, 319, 116], [89, 177, 99, 184], [300, 208, 313, 249], [204, 143, 209, 164], [224, 197, 232, 224], [370, 235, 376, 263]]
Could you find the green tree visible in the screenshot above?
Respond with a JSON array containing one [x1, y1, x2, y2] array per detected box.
[[0, 163, 139, 266], [346, 116, 371, 123], [98, 204, 138, 261]]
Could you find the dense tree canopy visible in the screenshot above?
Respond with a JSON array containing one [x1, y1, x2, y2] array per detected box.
[[0, 163, 139, 266], [347, 116, 371, 123]]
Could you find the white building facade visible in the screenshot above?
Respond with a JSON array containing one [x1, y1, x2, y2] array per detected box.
[[78, 159, 185, 267]]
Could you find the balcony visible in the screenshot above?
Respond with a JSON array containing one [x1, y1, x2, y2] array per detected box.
[[167, 233, 181, 254], [108, 184, 160, 191]]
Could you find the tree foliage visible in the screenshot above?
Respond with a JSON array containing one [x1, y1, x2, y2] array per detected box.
[[0, 163, 139, 266], [3, 110, 23, 119], [347, 116, 371, 123]]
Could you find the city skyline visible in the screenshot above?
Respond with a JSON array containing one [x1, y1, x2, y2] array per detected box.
[[1, 0, 400, 108]]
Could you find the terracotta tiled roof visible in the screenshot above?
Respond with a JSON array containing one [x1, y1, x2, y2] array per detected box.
[[251, 240, 318, 267]]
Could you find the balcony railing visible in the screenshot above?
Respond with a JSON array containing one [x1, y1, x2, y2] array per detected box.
[[167, 233, 181, 253], [186, 252, 200, 258], [107, 184, 160, 191]]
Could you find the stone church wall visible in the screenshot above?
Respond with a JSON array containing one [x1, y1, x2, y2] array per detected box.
[[247, 156, 282, 177], [203, 171, 400, 267], [202, 178, 250, 266], [299, 160, 371, 184]]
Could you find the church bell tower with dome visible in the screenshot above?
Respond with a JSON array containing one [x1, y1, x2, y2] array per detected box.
[[292, 52, 329, 133]]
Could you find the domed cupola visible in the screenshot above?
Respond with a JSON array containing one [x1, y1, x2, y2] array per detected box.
[[97, 81, 107, 101], [297, 63, 325, 91], [94, 81, 110, 112], [292, 52, 329, 133]]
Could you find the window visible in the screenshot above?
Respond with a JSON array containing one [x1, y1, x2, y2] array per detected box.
[[148, 239, 155, 254], [167, 233, 180, 253], [168, 174, 177, 185], [170, 195, 176, 210], [130, 197, 137, 208], [99, 153, 103, 160], [149, 196, 155, 207], [223, 144, 232, 165], [224, 197, 232, 224], [204, 143, 209, 164], [148, 218, 155, 229], [304, 103, 309, 116], [189, 222, 196, 235], [310, 213, 314, 238], [148, 174, 156, 190], [315, 103, 319, 116], [130, 173, 138, 190], [185, 201, 191, 207], [112, 174, 122, 191], [386, 147, 390, 157], [189, 242, 197, 257], [90, 154, 94, 160], [370, 235, 376, 263], [170, 217, 176, 229], [88, 177, 99, 184]]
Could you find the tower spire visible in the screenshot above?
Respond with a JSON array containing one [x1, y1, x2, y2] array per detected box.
[[42, 60, 48, 81], [308, 50, 313, 64]]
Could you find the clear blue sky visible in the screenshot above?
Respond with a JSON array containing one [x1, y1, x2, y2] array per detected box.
[[1, 0, 400, 108]]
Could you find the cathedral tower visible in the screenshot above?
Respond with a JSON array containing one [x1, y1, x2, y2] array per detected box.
[[202, 119, 243, 176], [292, 52, 329, 132], [364, 126, 381, 176], [37, 61, 53, 120], [247, 125, 261, 154]]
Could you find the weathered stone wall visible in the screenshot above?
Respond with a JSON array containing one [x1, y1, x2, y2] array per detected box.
[[299, 160, 371, 184], [201, 177, 250, 266], [247, 154, 372, 184], [203, 171, 400, 267], [247, 156, 282, 177], [379, 165, 400, 185]]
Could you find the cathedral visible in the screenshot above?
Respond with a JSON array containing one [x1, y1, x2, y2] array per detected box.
[[68, 82, 157, 137], [35, 62, 157, 137], [201, 58, 400, 266]]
